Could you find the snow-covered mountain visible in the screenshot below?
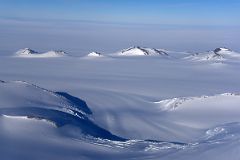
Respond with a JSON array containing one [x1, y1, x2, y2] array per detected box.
[[87, 52, 103, 57], [116, 46, 169, 56], [16, 48, 38, 55], [214, 47, 231, 53], [185, 47, 240, 62], [15, 48, 67, 58], [214, 47, 240, 58]]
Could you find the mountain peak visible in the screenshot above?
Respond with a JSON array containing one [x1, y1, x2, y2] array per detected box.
[[16, 48, 38, 55], [214, 47, 231, 54], [87, 52, 103, 57], [119, 46, 168, 56], [185, 47, 240, 62], [15, 48, 67, 58]]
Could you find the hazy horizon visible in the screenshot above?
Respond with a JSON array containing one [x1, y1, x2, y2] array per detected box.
[[0, 0, 239, 55]]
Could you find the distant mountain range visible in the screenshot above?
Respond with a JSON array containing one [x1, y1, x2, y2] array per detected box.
[[15, 48, 67, 58], [14, 47, 240, 63]]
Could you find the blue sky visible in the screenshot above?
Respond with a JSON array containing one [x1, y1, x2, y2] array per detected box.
[[0, 0, 239, 25], [0, 0, 239, 54]]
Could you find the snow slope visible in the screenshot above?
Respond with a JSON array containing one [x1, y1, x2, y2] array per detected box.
[[154, 93, 240, 130], [15, 48, 67, 58], [2, 79, 240, 160], [0, 80, 123, 141], [155, 93, 240, 111]]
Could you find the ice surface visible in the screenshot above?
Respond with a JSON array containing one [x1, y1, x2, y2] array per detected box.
[[1, 46, 240, 159]]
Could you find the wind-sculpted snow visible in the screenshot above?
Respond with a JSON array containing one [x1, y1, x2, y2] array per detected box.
[[55, 92, 92, 115], [203, 122, 240, 141], [2, 112, 240, 160], [0, 80, 124, 141], [1, 48, 240, 159], [155, 93, 240, 111], [0, 107, 124, 140], [0, 80, 90, 116]]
